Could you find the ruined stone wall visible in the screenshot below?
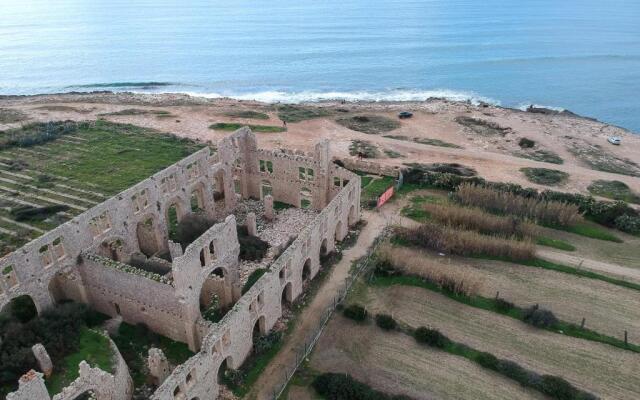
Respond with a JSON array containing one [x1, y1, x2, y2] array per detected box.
[[150, 174, 361, 400], [337, 157, 402, 177], [0, 143, 238, 315]]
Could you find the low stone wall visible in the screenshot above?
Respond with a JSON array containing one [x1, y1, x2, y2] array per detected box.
[[336, 157, 402, 177]]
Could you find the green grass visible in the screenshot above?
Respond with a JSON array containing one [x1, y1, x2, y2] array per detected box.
[[372, 275, 639, 353], [536, 236, 576, 251], [513, 149, 564, 164], [110, 322, 193, 387], [384, 135, 462, 149], [383, 149, 404, 158], [550, 222, 623, 243], [274, 200, 293, 210], [276, 105, 332, 123], [98, 108, 172, 117], [46, 328, 113, 395], [520, 167, 569, 186], [400, 195, 443, 222], [209, 122, 286, 133], [335, 115, 400, 134], [224, 110, 269, 120], [360, 176, 373, 188], [587, 180, 640, 204], [230, 338, 285, 397], [348, 140, 379, 158]]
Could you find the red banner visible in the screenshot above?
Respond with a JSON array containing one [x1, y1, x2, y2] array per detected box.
[[377, 186, 394, 208]]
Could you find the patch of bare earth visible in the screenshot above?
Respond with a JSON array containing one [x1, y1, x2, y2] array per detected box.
[[368, 285, 640, 400], [310, 315, 545, 400]]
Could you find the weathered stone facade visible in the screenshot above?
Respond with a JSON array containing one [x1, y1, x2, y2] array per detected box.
[[1, 127, 361, 399]]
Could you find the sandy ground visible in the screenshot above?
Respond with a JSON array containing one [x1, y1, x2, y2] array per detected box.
[[366, 285, 640, 400], [309, 315, 545, 400], [2, 92, 640, 197]]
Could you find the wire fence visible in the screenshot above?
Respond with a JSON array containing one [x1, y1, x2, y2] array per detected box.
[[271, 224, 391, 399]]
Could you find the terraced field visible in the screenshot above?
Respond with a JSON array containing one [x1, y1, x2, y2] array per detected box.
[[0, 121, 202, 255], [366, 285, 640, 400], [308, 315, 545, 400]]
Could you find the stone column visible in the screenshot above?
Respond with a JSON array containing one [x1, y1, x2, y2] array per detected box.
[[264, 195, 274, 221], [148, 348, 170, 386], [246, 212, 257, 236], [31, 344, 53, 378]]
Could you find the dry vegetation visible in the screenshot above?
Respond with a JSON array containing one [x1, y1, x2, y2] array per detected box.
[[420, 202, 539, 238], [455, 183, 580, 226], [377, 244, 484, 297], [309, 316, 545, 400], [396, 221, 536, 261], [366, 286, 640, 400]]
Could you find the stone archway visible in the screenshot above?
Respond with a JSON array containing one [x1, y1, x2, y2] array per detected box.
[[217, 356, 234, 383], [166, 201, 185, 241], [1, 294, 38, 322], [348, 204, 358, 225], [281, 282, 293, 309], [137, 216, 161, 257], [320, 238, 328, 256], [252, 315, 266, 343], [190, 185, 206, 212], [335, 220, 343, 241], [302, 258, 312, 283]]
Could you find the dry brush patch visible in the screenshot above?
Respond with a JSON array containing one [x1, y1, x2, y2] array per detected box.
[[367, 285, 640, 400], [455, 183, 580, 227], [310, 316, 545, 400], [420, 202, 539, 239], [377, 244, 484, 297], [396, 222, 536, 261]]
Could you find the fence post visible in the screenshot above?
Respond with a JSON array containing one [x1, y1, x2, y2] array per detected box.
[[624, 330, 628, 346], [581, 318, 585, 329]]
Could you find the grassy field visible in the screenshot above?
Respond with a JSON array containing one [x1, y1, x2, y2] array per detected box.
[[335, 115, 400, 134], [209, 122, 286, 133], [383, 135, 462, 149], [588, 179, 640, 204], [0, 120, 203, 255], [46, 328, 113, 395], [307, 315, 545, 400], [366, 285, 640, 400]]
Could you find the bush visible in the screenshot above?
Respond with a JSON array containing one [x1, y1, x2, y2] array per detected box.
[[413, 327, 449, 348], [10, 205, 70, 222], [237, 226, 269, 261], [174, 213, 215, 248], [538, 375, 581, 400], [614, 214, 640, 235], [518, 138, 536, 148], [494, 298, 515, 313], [476, 352, 499, 370], [523, 305, 558, 328], [343, 304, 367, 322], [0, 121, 80, 150], [397, 222, 535, 261], [312, 372, 415, 400], [497, 360, 535, 386], [253, 331, 282, 356], [520, 168, 569, 186], [336, 114, 401, 135], [375, 314, 397, 330]]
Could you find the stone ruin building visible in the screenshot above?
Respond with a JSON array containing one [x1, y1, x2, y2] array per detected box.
[[1, 127, 361, 400]]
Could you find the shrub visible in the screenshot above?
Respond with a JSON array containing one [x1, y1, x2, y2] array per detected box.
[[335, 114, 401, 134], [7, 295, 38, 323], [237, 226, 269, 261], [538, 375, 581, 400], [518, 138, 536, 148], [614, 214, 640, 235], [455, 183, 579, 227], [520, 168, 569, 186], [413, 327, 449, 348], [343, 304, 368, 321], [494, 298, 515, 313], [10, 205, 70, 222], [523, 305, 558, 328], [420, 203, 539, 239], [476, 352, 499, 370], [375, 314, 397, 330], [405, 162, 477, 177], [174, 213, 215, 248], [396, 222, 535, 261], [0, 121, 80, 150], [253, 331, 282, 356], [497, 360, 535, 386], [312, 372, 415, 400]]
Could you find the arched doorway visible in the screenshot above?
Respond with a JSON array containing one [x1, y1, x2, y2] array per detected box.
[[166, 202, 183, 241], [335, 221, 343, 241], [2, 294, 38, 322], [190, 187, 205, 212], [252, 316, 266, 343], [213, 170, 226, 202], [260, 180, 272, 200], [137, 217, 160, 257], [302, 258, 311, 283], [281, 282, 293, 309], [320, 238, 328, 256], [348, 205, 358, 225], [217, 356, 234, 383]]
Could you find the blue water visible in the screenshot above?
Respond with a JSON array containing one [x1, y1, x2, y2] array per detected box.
[[1, 0, 640, 132]]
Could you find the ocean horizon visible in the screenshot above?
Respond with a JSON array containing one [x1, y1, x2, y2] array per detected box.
[[1, 0, 639, 132]]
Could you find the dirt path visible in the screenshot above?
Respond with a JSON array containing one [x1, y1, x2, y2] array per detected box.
[[537, 248, 640, 284], [246, 202, 401, 400]]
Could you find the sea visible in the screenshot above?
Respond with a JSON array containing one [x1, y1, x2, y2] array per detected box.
[[1, 0, 639, 132]]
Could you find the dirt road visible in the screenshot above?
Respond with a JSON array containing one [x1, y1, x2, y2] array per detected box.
[[245, 202, 400, 400]]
